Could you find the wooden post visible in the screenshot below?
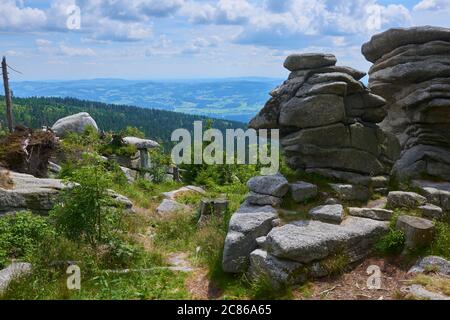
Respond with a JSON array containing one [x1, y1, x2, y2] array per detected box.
[[2, 56, 14, 132]]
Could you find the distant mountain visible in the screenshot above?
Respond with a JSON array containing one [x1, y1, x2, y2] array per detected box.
[[10, 78, 282, 123], [0, 96, 246, 147]]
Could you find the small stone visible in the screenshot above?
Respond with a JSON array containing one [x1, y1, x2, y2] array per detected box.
[[309, 204, 344, 223], [387, 191, 427, 209], [290, 181, 318, 203], [246, 192, 283, 207], [272, 218, 282, 228], [348, 207, 393, 221], [325, 197, 340, 205], [419, 204, 444, 220], [396, 215, 435, 250], [256, 237, 269, 250], [156, 199, 188, 215], [329, 183, 370, 202]]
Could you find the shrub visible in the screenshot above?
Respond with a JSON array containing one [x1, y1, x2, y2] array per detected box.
[[0, 211, 55, 268], [147, 148, 171, 184], [50, 157, 121, 246], [375, 229, 405, 256], [429, 221, 450, 260]]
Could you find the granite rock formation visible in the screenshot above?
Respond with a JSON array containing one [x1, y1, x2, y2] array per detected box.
[[249, 53, 400, 179], [362, 26, 450, 181]]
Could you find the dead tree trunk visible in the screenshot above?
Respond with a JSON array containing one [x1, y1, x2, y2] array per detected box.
[[2, 56, 14, 133]]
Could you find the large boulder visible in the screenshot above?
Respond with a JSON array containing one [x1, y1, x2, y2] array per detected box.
[[222, 202, 278, 273], [362, 26, 450, 181], [51, 112, 98, 137], [387, 191, 427, 209], [247, 174, 289, 198], [250, 53, 399, 178]]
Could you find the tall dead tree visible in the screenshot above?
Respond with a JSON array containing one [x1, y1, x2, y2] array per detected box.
[[2, 56, 14, 132]]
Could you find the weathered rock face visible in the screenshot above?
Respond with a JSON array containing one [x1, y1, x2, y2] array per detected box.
[[0, 170, 133, 215], [362, 26, 450, 181], [51, 112, 98, 137], [250, 53, 400, 178]]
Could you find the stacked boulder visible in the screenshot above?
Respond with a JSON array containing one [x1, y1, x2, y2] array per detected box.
[[222, 173, 390, 287], [362, 26, 450, 181], [250, 53, 400, 182]]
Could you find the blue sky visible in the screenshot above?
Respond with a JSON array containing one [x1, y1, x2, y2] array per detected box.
[[1, 0, 449, 80]]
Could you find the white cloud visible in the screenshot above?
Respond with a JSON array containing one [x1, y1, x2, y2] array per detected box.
[[59, 44, 96, 56], [0, 0, 47, 32], [90, 19, 153, 42], [35, 39, 52, 47], [414, 0, 450, 11]]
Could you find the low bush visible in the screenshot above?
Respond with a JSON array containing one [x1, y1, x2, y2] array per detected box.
[[0, 211, 55, 268]]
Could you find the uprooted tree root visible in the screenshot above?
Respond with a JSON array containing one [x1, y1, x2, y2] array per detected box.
[[0, 126, 58, 178]]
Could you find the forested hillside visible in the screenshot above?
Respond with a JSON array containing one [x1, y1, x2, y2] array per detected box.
[[0, 96, 246, 145]]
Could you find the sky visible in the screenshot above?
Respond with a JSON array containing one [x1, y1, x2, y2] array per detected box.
[[1, 0, 450, 80]]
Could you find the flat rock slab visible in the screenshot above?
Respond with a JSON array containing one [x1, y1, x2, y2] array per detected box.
[[348, 207, 393, 221], [309, 204, 344, 223], [329, 183, 370, 202], [156, 199, 188, 215], [222, 203, 277, 273], [0, 171, 70, 215], [387, 191, 427, 209], [419, 204, 444, 220], [246, 192, 282, 207], [284, 53, 337, 71], [123, 136, 160, 149], [266, 217, 389, 263], [396, 215, 435, 250], [362, 26, 450, 63], [408, 256, 450, 276], [290, 181, 318, 203], [0, 262, 32, 293], [412, 180, 450, 211], [247, 174, 289, 198]]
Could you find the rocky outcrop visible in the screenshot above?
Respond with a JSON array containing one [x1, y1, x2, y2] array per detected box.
[[51, 112, 98, 137], [0, 170, 133, 215], [249, 53, 400, 178], [362, 26, 450, 181]]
